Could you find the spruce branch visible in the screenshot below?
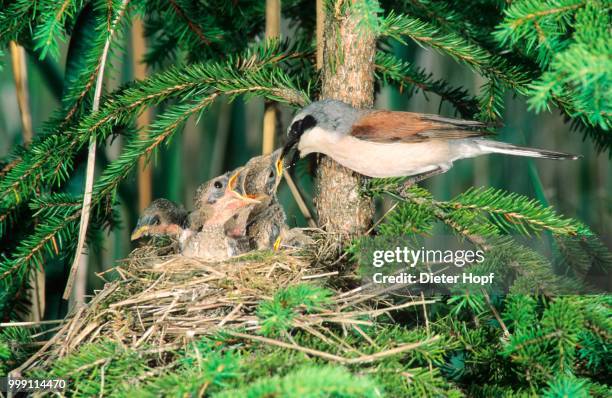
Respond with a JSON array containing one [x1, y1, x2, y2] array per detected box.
[[376, 184, 492, 248], [32, 339, 151, 396], [0, 0, 38, 45], [380, 12, 533, 93], [542, 376, 590, 398], [374, 51, 479, 118], [215, 365, 380, 398], [495, 0, 587, 53], [366, 180, 593, 282], [0, 40, 309, 239], [528, 21, 611, 129], [141, 0, 266, 66], [167, 0, 212, 46], [0, 210, 80, 286], [447, 187, 589, 236], [473, 236, 584, 295], [0, 0, 127, 194], [380, 10, 610, 144], [33, 0, 83, 59], [494, 1, 611, 132], [29, 194, 82, 218], [0, 135, 78, 239], [397, 0, 488, 43], [59, 0, 133, 128], [476, 78, 505, 123]]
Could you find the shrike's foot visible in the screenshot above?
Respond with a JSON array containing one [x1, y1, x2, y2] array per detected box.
[[399, 167, 445, 196]]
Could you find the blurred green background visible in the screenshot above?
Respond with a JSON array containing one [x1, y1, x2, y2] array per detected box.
[[0, 29, 609, 319]]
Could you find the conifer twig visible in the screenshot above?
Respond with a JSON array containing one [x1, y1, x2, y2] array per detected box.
[[482, 289, 510, 337], [228, 330, 441, 365], [64, 0, 130, 300], [283, 173, 317, 228]]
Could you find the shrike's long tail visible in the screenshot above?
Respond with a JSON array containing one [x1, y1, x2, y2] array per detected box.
[[476, 140, 580, 160]]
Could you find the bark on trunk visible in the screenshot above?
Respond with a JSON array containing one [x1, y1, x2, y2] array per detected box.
[[315, 2, 376, 235]]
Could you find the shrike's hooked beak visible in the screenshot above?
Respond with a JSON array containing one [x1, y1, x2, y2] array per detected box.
[[281, 137, 301, 170], [280, 136, 300, 169], [283, 113, 317, 169]]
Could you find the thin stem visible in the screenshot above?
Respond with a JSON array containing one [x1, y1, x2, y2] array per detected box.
[[64, 0, 130, 301]]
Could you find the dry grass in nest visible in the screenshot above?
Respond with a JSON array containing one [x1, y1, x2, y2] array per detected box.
[[18, 239, 439, 374]]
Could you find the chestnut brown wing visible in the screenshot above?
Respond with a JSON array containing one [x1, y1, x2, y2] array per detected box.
[[350, 110, 491, 143]]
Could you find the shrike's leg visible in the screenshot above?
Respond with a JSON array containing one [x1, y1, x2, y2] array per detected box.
[[400, 166, 446, 195]]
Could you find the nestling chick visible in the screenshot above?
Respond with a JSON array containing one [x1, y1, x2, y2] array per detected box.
[[131, 198, 188, 241], [189, 170, 235, 232], [237, 149, 287, 250], [180, 167, 260, 260], [246, 199, 287, 250], [242, 148, 284, 205]]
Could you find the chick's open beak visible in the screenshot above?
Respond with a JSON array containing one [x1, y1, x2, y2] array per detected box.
[[227, 169, 262, 204], [275, 157, 284, 178]]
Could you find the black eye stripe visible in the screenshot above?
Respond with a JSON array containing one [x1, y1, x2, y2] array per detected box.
[[301, 115, 316, 130], [289, 115, 317, 138], [290, 120, 302, 135]]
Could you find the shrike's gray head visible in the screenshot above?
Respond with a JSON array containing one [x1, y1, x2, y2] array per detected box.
[[282, 100, 362, 164]]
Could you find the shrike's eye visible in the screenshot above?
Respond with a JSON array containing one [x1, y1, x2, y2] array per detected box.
[[214, 180, 223, 189], [301, 115, 317, 131], [289, 120, 303, 137], [289, 115, 316, 139], [151, 215, 161, 225]]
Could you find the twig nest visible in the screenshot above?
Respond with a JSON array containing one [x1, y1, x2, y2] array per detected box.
[[21, 234, 443, 380], [23, 244, 321, 370]]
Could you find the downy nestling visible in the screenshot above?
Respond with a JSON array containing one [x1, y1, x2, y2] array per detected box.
[[180, 167, 261, 260], [233, 149, 286, 250], [131, 198, 189, 241]]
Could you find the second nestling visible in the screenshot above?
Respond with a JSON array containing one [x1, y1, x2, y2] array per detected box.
[[180, 166, 260, 260]]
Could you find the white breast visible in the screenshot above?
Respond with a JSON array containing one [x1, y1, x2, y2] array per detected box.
[[299, 127, 454, 178]]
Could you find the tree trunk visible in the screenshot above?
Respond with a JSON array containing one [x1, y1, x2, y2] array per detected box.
[[315, 1, 376, 236]]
